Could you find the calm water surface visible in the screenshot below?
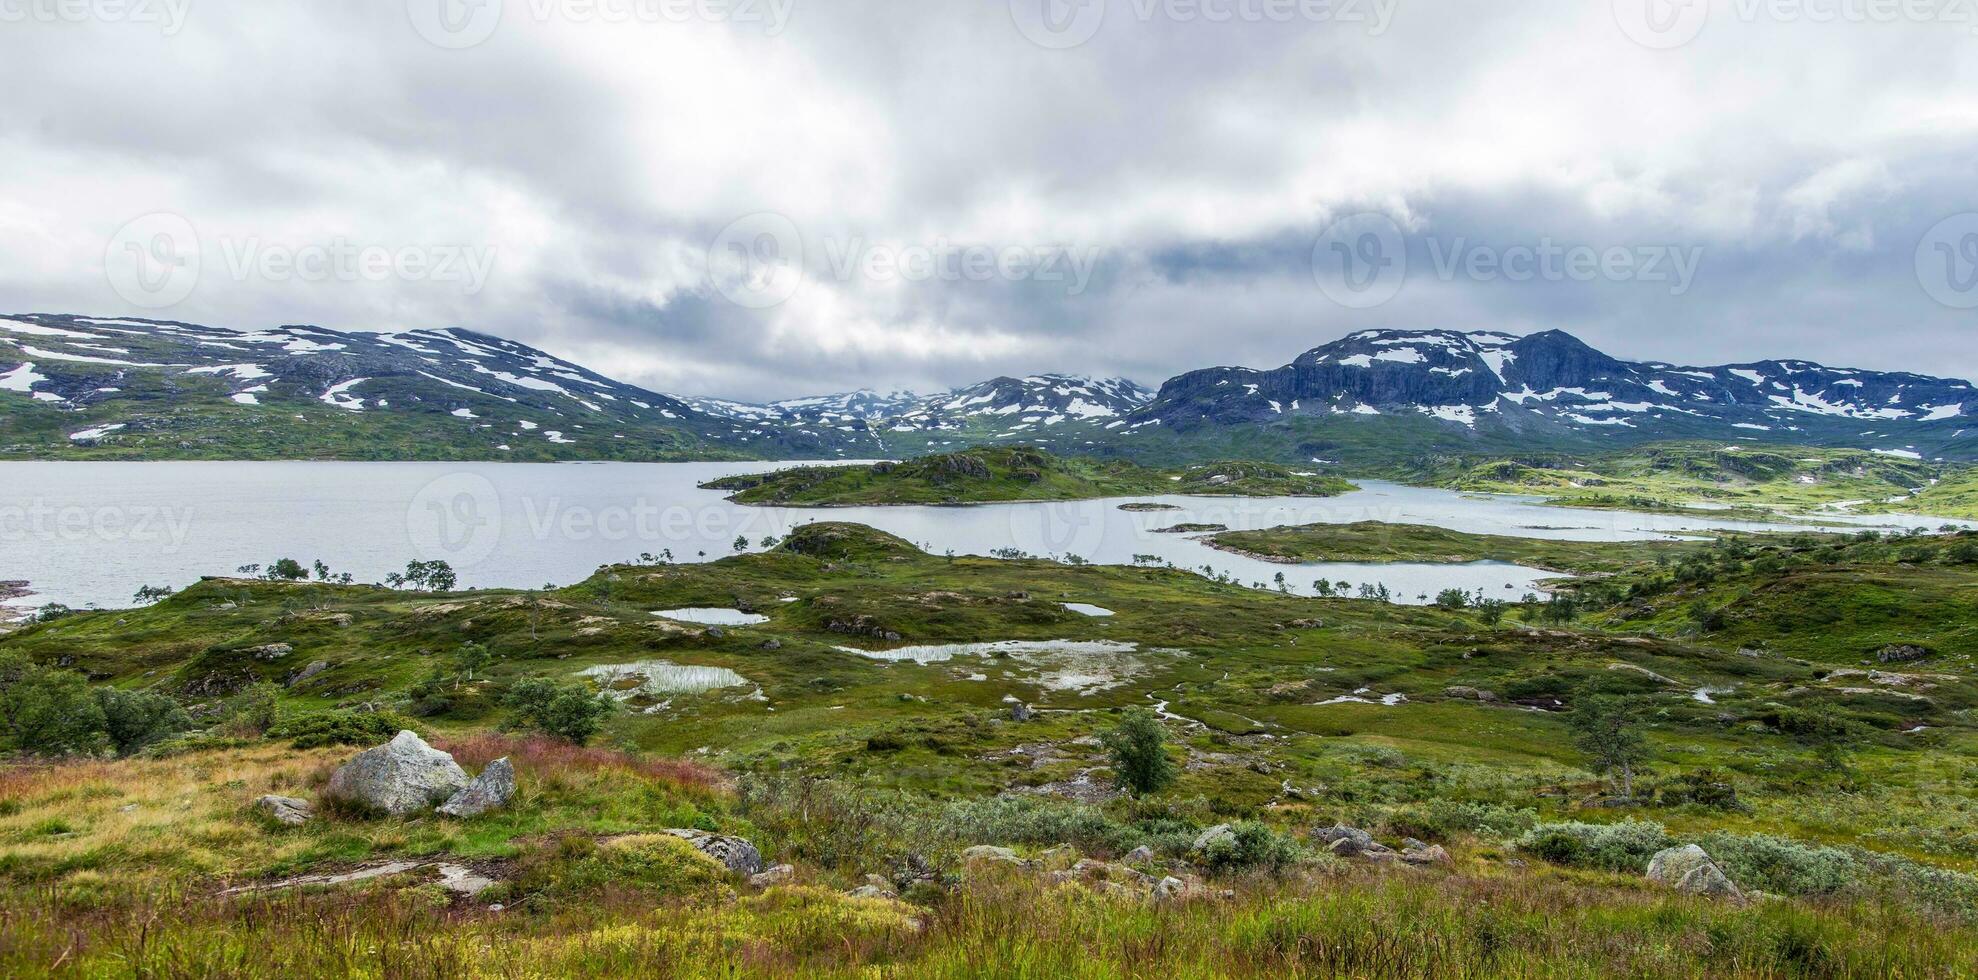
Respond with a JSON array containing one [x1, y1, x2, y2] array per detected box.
[[0, 461, 1960, 613]]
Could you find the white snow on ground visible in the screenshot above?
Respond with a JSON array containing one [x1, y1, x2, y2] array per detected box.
[[67, 423, 126, 441], [231, 385, 268, 405], [452, 408, 478, 418], [0, 361, 47, 392], [1373, 347, 1424, 364], [320, 378, 370, 411], [1647, 379, 1679, 396], [1728, 368, 1767, 385], [1351, 403, 1380, 415], [417, 371, 491, 395], [1919, 404, 1963, 421], [1421, 404, 1477, 427], [282, 337, 346, 354], [186, 363, 272, 381], [544, 430, 575, 444], [1477, 349, 1514, 381], [1337, 354, 1373, 368], [1733, 423, 1772, 431], [470, 366, 573, 397], [1874, 448, 1924, 460], [0, 319, 99, 339], [16, 344, 173, 367], [518, 420, 538, 430], [1769, 386, 1909, 420]]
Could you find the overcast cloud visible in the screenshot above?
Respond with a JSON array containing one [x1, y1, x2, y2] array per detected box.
[[3, 0, 1976, 399]]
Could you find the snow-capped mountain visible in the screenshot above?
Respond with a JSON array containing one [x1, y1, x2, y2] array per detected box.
[[0, 314, 866, 459], [1136, 329, 1975, 460], [688, 375, 1153, 438], [5, 315, 1975, 463]]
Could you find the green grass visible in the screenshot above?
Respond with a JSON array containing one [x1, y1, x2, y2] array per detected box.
[[1208, 520, 1713, 574], [701, 446, 1355, 505], [5, 521, 1978, 974]]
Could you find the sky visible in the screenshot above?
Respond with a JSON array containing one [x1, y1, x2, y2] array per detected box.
[[3, 0, 1977, 400]]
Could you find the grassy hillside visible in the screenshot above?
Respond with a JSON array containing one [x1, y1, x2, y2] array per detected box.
[[1432, 443, 1959, 518], [4, 522, 1977, 975], [701, 446, 1356, 505], [1208, 521, 1714, 574]]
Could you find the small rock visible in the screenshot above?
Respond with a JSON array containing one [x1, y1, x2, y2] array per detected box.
[[846, 884, 893, 899], [1010, 701, 1034, 722], [663, 829, 765, 875], [1314, 825, 1375, 856], [1192, 824, 1235, 852], [245, 643, 293, 661], [1400, 843, 1451, 865], [961, 845, 1023, 866], [287, 660, 330, 687], [436, 758, 515, 818], [1123, 845, 1155, 864], [749, 864, 795, 888], [254, 795, 315, 826]]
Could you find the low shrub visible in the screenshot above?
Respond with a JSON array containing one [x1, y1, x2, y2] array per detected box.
[[1514, 819, 1670, 872], [266, 710, 418, 749]]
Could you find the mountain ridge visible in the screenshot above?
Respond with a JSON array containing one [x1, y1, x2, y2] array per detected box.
[[2, 314, 1972, 464]]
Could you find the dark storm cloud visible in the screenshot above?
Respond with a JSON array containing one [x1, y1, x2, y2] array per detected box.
[[3, 0, 1976, 400]]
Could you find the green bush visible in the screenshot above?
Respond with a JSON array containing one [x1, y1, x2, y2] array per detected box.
[[0, 653, 109, 756], [1199, 822, 1303, 874], [507, 833, 731, 906], [266, 709, 417, 749], [1515, 819, 1670, 872], [503, 676, 616, 745], [93, 688, 192, 755]]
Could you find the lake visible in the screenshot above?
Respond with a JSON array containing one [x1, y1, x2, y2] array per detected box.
[[0, 461, 1960, 614]]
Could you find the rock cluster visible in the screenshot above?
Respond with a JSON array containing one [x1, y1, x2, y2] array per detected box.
[[306, 732, 515, 820], [325, 731, 469, 816]]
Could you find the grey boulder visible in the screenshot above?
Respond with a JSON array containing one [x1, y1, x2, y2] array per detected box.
[[324, 731, 469, 816], [437, 757, 515, 818], [254, 795, 315, 826], [664, 828, 765, 875], [1647, 845, 1744, 900]]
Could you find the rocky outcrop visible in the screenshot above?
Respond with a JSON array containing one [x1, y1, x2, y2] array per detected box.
[[437, 757, 515, 818], [253, 795, 315, 826], [324, 731, 469, 816], [664, 829, 764, 875], [1877, 644, 1930, 664], [1646, 845, 1744, 900]]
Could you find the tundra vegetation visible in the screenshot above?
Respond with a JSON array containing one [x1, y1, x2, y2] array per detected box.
[[2, 518, 1976, 976]]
